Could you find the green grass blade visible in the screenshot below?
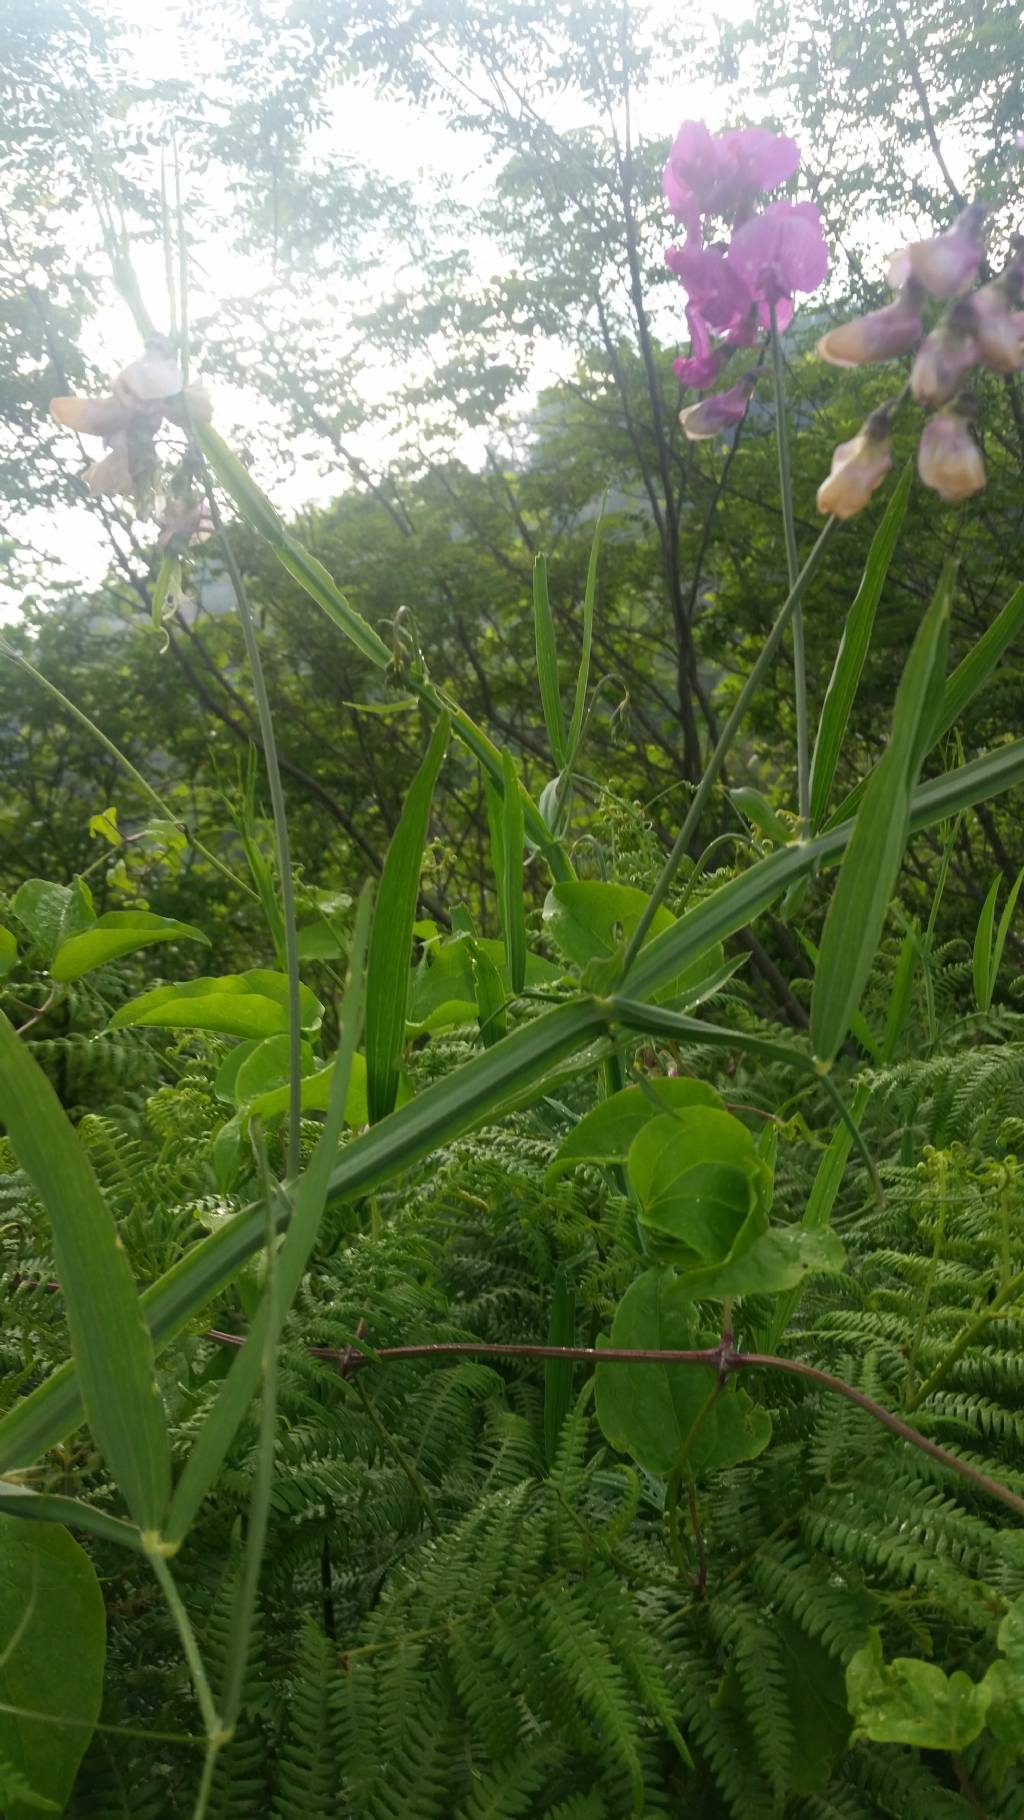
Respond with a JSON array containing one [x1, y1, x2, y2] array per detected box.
[[533, 554, 567, 768], [991, 864, 1024, 999], [566, 498, 606, 763], [0, 1015, 170, 1532], [809, 463, 911, 830], [973, 876, 1000, 1013], [810, 566, 952, 1065], [881, 926, 919, 1060], [500, 749, 527, 993], [366, 716, 449, 1123], [164, 887, 373, 1545]]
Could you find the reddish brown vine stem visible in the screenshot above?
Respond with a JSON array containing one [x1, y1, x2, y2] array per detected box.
[[207, 1329, 1024, 1522]]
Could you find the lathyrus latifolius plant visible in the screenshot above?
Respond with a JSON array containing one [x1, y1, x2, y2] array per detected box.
[[3, 105, 1024, 1820]]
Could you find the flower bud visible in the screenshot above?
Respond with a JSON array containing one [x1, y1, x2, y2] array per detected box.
[[816, 414, 893, 518], [917, 407, 986, 502], [970, 271, 1024, 374], [888, 203, 986, 299], [910, 305, 977, 406], [816, 288, 924, 367], [50, 393, 133, 437], [678, 371, 758, 440]]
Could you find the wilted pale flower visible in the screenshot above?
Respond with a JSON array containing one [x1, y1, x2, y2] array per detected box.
[[816, 286, 925, 367], [888, 204, 987, 299], [727, 200, 829, 318], [679, 371, 758, 439], [970, 272, 1024, 373], [84, 438, 136, 498], [816, 413, 893, 518], [113, 348, 184, 407], [917, 406, 986, 502], [163, 384, 214, 428], [910, 305, 978, 406], [157, 496, 214, 551], [50, 393, 134, 437]]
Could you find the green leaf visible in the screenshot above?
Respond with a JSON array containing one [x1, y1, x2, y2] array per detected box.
[[150, 551, 179, 631], [811, 565, 952, 1064], [0, 926, 17, 979], [229, 1033, 316, 1107], [567, 499, 605, 763], [365, 714, 449, 1123], [544, 880, 723, 1003], [546, 1078, 724, 1183], [533, 553, 567, 767], [677, 1222, 845, 1300], [499, 748, 526, 995], [595, 1269, 772, 1477], [973, 875, 1001, 1013], [11, 880, 94, 965], [627, 1109, 766, 1265], [0, 1521, 105, 1819], [244, 1051, 369, 1130], [87, 805, 120, 846], [991, 864, 1024, 1008], [845, 1629, 990, 1750], [0, 1015, 169, 1530], [0, 1483, 143, 1554], [50, 911, 209, 983], [408, 933, 561, 1030], [109, 969, 323, 1039], [470, 940, 508, 1047], [809, 463, 911, 830], [729, 786, 792, 845]]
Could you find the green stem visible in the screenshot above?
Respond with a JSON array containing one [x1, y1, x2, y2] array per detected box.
[[905, 1266, 1024, 1412], [220, 1143, 280, 1729], [665, 1466, 691, 1580], [199, 480, 303, 1177], [616, 517, 837, 985], [147, 1550, 219, 1740], [0, 645, 253, 899], [769, 301, 808, 825]]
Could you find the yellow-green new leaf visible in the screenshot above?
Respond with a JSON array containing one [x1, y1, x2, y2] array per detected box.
[[51, 911, 209, 982]]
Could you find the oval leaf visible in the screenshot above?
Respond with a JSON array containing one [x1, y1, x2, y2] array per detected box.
[[110, 969, 323, 1039], [51, 911, 209, 982]]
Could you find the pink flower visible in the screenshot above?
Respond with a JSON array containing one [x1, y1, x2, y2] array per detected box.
[[679, 372, 759, 440], [888, 204, 987, 299], [665, 241, 753, 332], [910, 305, 978, 406], [970, 273, 1024, 373], [816, 287, 924, 367], [816, 415, 893, 518], [727, 201, 828, 314], [663, 119, 800, 227], [917, 409, 986, 502], [672, 306, 724, 388]]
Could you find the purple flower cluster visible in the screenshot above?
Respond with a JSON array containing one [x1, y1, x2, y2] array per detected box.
[[816, 208, 1023, 514], [663, 117, 828, 426]]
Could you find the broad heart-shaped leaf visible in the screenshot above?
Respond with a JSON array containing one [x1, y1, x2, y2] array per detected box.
[[109, 969, 323, 1039], [846, 1629, 990, 1750], [546, 1078, 724, 1183], [676, 1222, 845, 1300], [627, 1110, 768, 1266], [0, 926, 17, 979], [544, 880, 723, 1003], [11, 878, 94, 965], [245, 1051, 370, 1129], [595, 1268, 771, 1478], [50, 911, 209, 982], [229, 1033, 317, 1107], [0, 1520, 105, 1819], [408, 934, 563, 1032]]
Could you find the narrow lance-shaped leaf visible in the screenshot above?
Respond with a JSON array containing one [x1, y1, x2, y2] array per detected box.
[[811, 566, 953, 1065], [0, 1014, 170, 1532], [973, 876, 1000, 1014], [8, 733, 1024, 1471], [365, 714, 449, 1123], [500, 748, 527, 994], [566, 496, 606, 764], [533, 553, 567, 768], [809, 462, 911, 830], [826, 578, 1024, 831]]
